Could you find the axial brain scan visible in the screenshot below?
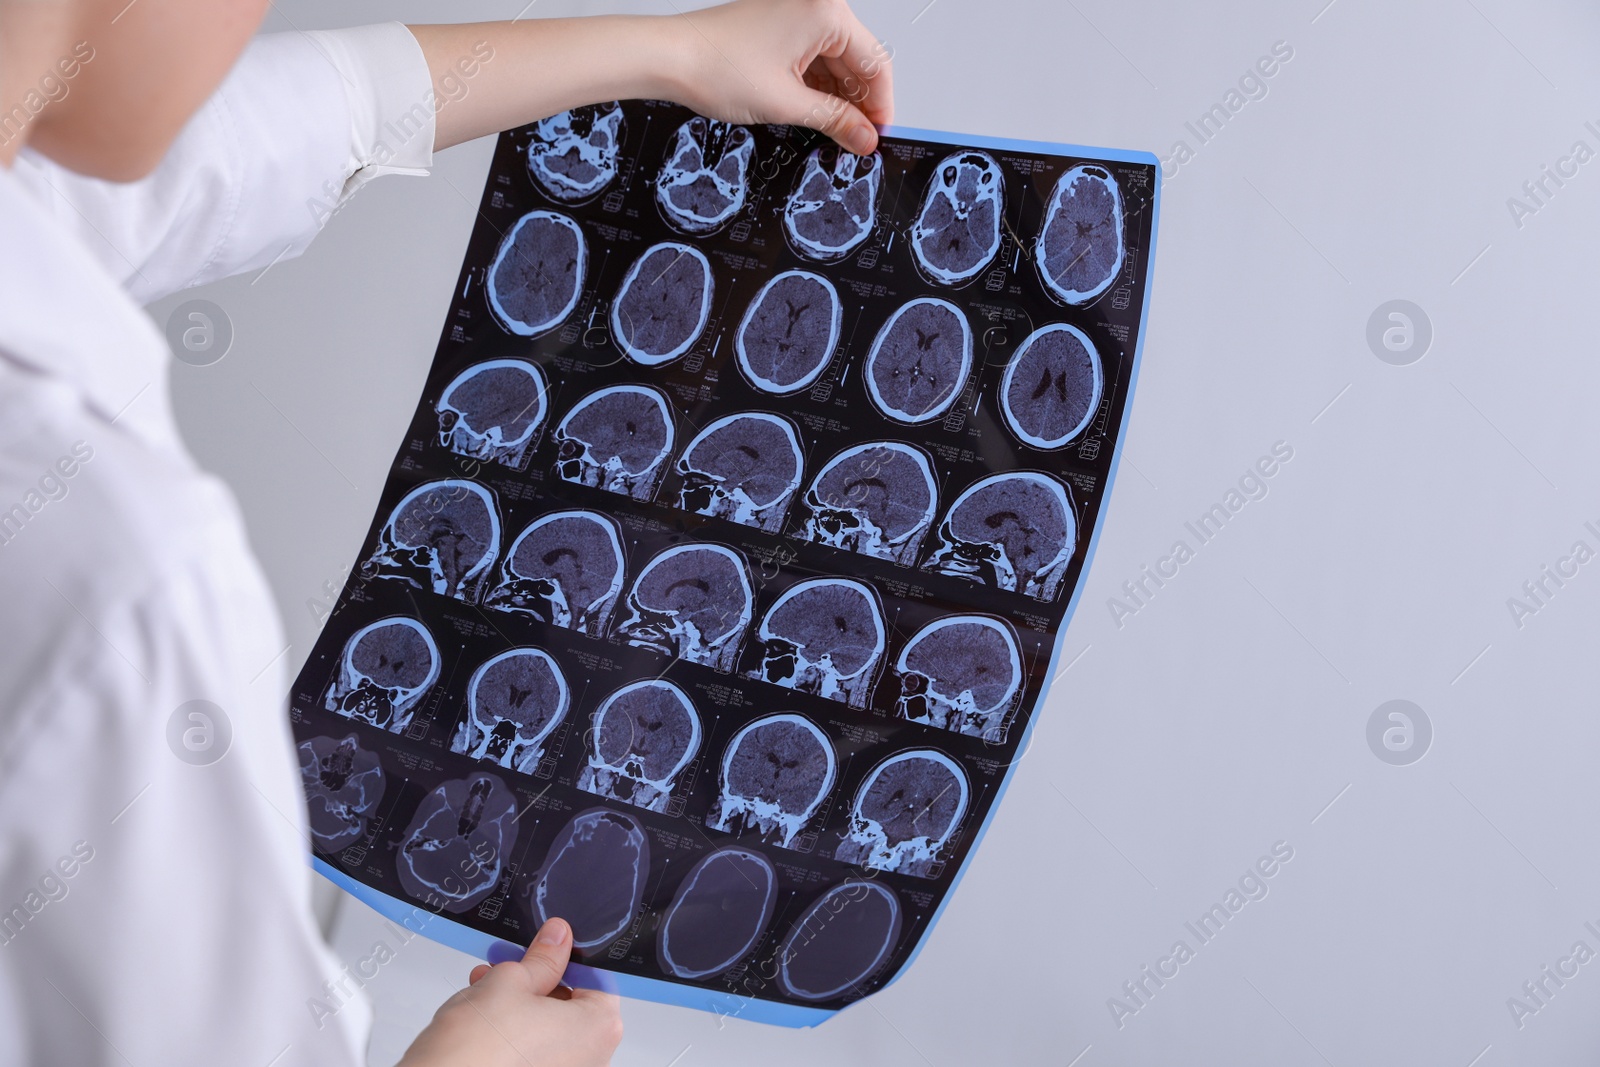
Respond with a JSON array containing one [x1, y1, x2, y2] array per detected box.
[[673, 412, 803, 532], [734, 269, 842, 395], [776, 880, 902, 1002], [554, 384, 674, 500], [864, 297, 973, 424], [529, 808, 651, 950], [483, 510, 625, 635], [487, 210, 586, 338], [657, 847, 776, 980], [299, 734, 386, 852], [910, 150, 1003, 286], [451, 648, 569, 774], [436, 359, 548, 468], [526, 102, 624, 204], [396, 772, 517, 914], [325, 616, 440, 733], [923, 472, 1076, 602], [610, 242, 713, 366], [895, 615, 1023, 739], [783, 146, 881, 261], [364, 480, 500, 603], [708, 713, 836, 848], [750, 578, 884, 708], [578, 679, 701, 813], [655, 117, 755, 234], [802, 442, 937, 566], [834, 749, 969, 877], [1035, 163, 1125, 306], [616, 544, 752, 670], [1000, 322, 1104, 449]]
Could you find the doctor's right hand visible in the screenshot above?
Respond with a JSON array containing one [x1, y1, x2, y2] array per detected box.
[[398, 918, 623, 1067]]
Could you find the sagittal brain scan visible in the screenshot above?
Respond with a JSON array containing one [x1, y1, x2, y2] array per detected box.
[[802, 442, 937, 566], [655, 117, 755, 235], [526, 102, 624, 204], [672, 412, 802, 532], [783, 146, 881, 261], [487, 210, 586, 338], [734, 269, 842, 395], [910, 150, 1004, 286], [578, 679, 701, 812], [708, 713, 836, 848], [922, 472, 1076, 602], [290, 101, 1158, 1024], [437, 359, 549, 468], [554, 384, 674, 500]]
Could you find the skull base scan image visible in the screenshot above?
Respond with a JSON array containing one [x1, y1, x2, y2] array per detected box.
[[288, 101, 1158, 1026]]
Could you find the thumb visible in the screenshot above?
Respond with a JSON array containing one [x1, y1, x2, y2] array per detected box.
[[792, 87, 879, 156], [517, 917, 574, 995]]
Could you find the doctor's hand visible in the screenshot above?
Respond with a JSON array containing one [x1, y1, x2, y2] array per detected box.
[[398, 918, 622, 1067]]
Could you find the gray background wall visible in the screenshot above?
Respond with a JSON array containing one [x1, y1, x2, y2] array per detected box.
[[147, 0, 1600, 1062]]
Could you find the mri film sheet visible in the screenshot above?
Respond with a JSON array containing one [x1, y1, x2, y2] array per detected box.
[[290, 104, 1159, 1027]]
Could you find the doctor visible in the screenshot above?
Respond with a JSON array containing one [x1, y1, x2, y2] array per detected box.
[[0, 0, 892, 1064]]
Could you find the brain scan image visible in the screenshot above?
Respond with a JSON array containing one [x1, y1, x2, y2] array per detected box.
[[999, 322, 1104, 450], [450, 648, 569, 774], [299, 734, 386, 853], [783, 146, 881, 262], [674, 412, 803, 533], [528, 808, 651, 951], [1035, 163, 1125, 306], [654, 117, 754, 235], [324, 616, 440, 733], [525, 102, 624, 204], [708, 713, 836, 848], [610, 242, 713, 367], [554, 384, 674, 500], [895, 615, 1023, 739], [616, 543, 752, 670], [922, 472, 1076, 601], [436, 359, 549, 468], [577, 680, 701, 813], [656, 847, 776, 980], [801, 442, 937, 566], [364, 480, 501, 603], [482, 510, 625, 635], [750, 578, 885, 708], [864, 298, 973, 424], [733, 269, 842, 395], [910, 150, 1004, 286], [833, 749, 968, 877], [776, 880, 902, 1002], [396, 772, 517, 914], [486, 210, 586, 338]]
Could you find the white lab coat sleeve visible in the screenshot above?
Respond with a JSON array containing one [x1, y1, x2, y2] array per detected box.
[[12, 24, 435, 306]]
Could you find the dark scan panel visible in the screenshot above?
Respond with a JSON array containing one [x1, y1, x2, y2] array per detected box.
[[290, 102, 1157, 1024]]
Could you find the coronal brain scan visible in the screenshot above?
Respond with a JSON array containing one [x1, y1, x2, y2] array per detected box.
[[436, 359, 549, 468], [783, 146, 881, 261], [482, 510, 625, 635], [910, 150, 1004, 286], [1035, 163, 1125, 306], [396, 772, 517, 914], [364, 479, 500, 603], [526, 102, 624, 204], [923, 472, 1076, 602], [895, 615, 1023, 739], [610, 241, 713, 366], [324, 616, 440, 733], [655, 117, 755, 234], [578, 679, 701, 812], [750, 578, 884, 708], [299, 734, 385, 853], [733, 269, 842, 395], [1000, 322, 1104, 449], [673, 412, 802, 532], [802, 442, 937, 566], [834, 749, 969, 877], [708, 713, 836, 848], [776, 880, 903, 1002], [864, 297, 973, 424], [529, 808, 651, 950], [554, 384, 674, 500], [451, 648, 569, 774], [486, 210, 586, 338], [656, 847, 776, 980], [616, 543, 752, 670]]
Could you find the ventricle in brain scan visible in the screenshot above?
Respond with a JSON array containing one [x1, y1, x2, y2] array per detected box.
[[616, 543, 752, 670], [894, 615, 1023, 739], [750, 578, 884, 708], [436, 359, 549, 468], [482, 510, 625, 635], [654, 117, 754, 235], [363, 479, 501, 603], [833, 749, 969, 877], [708, 713, 836, 848], [395, 772, 517, 914], [577, 679, 701, 812], [801, 442, 937, 566], [864, 297, 973, 424], [486, 210, 586, 338], [733, 269, 842, 395], [776, 880, 902, 1002], [450, 648, 569, 774], [553, 384, 674, 500], [610, 242, 713, 366], [783, 146, 881, 262], [656, 847, 776, 980], [674, 412, 803, 532], [910, 150, 1004, 286], [525, 102, 624, 204], [1035, 163, 1125, 306], [528, 808, 651, 951], [299, 734, 386, 852], [999, 322, 1104, 450], [922, 472, 1076, 601], [324, 616, 440, 733]]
